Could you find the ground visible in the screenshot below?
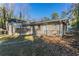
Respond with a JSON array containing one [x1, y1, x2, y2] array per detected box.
[[0, 33, 79, 56]]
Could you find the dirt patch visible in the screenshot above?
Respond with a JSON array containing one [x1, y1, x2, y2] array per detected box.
[[41, 35, 79, 55]]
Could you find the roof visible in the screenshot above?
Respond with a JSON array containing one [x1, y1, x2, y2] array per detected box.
[[8, 18, 68, 26], [8, 19, 27, 23], [22, 19, 68, 26]]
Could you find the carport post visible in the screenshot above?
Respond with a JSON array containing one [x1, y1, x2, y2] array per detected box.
[[32, 25, 36, 39]]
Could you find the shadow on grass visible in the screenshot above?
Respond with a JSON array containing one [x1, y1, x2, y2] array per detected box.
[[70, 33, 79, 49], [63, 32, 79, 50], [0, 35, 78, 56]]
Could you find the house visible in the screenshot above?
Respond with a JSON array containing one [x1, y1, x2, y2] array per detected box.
[[2, 19, 68, 37], [29, 20, 68, 37], [19, 19, 68, 37], [7, 19, 28, 35]]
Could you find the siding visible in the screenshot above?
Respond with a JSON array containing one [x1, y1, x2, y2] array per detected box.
[[35, 24, 60, 36]]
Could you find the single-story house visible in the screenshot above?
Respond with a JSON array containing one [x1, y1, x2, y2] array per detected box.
[[15, 19, 68, 37], [29, 20, 68, 37], [1, 19, 68, 37]]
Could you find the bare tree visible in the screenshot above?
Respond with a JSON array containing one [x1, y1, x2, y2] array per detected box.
[[0, 3, 15, 34]]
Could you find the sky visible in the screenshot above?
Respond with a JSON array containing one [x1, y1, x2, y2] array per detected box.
[[12, 3, 72, 20]]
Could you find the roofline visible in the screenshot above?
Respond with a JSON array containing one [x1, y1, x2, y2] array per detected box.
[[22, 19, 68, 26], [9, 18, 68, 26]]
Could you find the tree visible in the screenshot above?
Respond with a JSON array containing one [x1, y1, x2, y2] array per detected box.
[[70, 4, 79, 29], [19, 4, 30, 20], [0, 4, 15, 34], [51, 12, 59, 20], [61, 11, 67, 19], [7, 4, 14, 19], [41, 17, 50, 21], [0, 4, 7, 29]]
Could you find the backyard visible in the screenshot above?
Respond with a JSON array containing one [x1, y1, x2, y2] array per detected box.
[[0, 3, 79, 56], [0, 33, 79, 56]]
